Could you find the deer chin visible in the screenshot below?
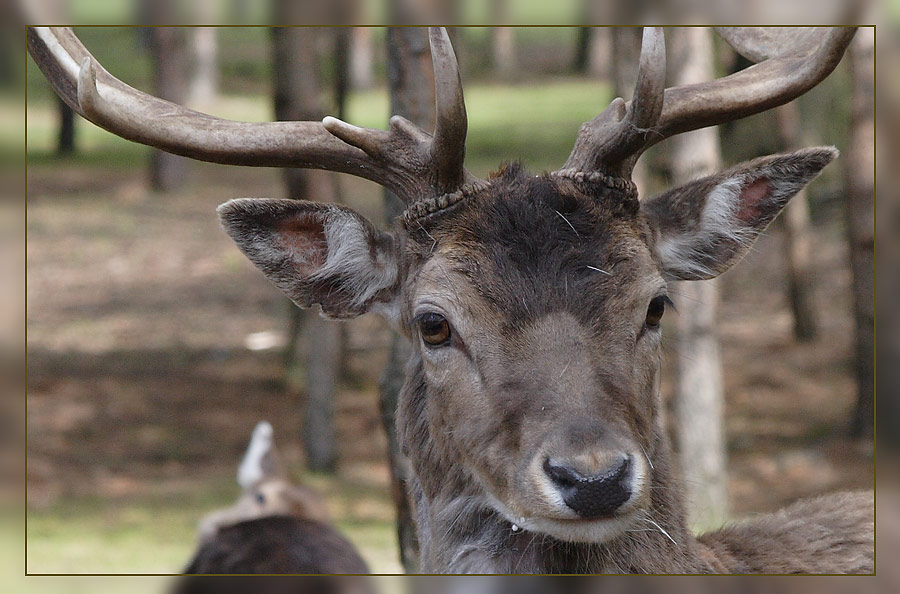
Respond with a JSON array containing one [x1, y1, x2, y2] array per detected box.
[[522, 512, 641, 544], [484, 491, 643, 544], [480, 451, 649, 544]]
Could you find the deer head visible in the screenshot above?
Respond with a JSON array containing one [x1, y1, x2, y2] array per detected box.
[[29, 26, 855, 560]]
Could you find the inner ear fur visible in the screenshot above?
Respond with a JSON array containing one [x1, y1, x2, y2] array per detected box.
[[640, 147, 838, 281], [217, 198, 400, 320]]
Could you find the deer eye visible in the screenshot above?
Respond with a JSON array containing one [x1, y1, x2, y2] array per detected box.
[[254, 492, 266, 505], [418, 312, 452, 347], [645, 296, 669, 329]]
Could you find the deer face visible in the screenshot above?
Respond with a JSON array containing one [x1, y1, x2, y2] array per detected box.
[[218, 148, 836, 543], [398, 167, 664, 542]]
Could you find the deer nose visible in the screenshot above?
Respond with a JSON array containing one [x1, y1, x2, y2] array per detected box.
[[543, 456, 632, 518]]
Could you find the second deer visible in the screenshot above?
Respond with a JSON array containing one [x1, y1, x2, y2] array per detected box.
[[183, 421, 369, 575]]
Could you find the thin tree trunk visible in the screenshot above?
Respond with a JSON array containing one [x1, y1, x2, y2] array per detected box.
[[573, 27, 592, 73], [876, 26, 900, 449], [490, 1, 515, 80], [379, 26, 434, 574], [334, 28, 351, 120], [271, 22, 342, 472], [491, 27, 516, 79], [147, 26, 188, 192], [667, 27, 728, 530], [350, 27, 374, 90], [303, 313, 340, 471], [187, 27, 218, 108], [586, 27, 612, 80], [575, 1, 613, 78], [846, 28, 874, 439], [774, 103, 818, 341], [56, 96, 75, 155]]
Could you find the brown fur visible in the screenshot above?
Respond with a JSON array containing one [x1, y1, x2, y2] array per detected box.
[[219, 152, 873, 574]]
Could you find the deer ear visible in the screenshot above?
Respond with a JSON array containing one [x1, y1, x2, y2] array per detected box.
[[237, 421, 283, 489], [218, 199, 400, 321], [640, 147, 838, 281]]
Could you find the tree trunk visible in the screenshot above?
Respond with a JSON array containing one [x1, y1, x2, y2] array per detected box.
[[378, 26, 435, 574], [491, 27, 516, 79], [846, 28, 874, 440], [271, 22, 342, 472], [303, 313, 340, 471], [334, 28, 351, 120], [56, 96, 75, 155], [573, 27, 592, 73], [187, 27, 218, 108], [349, 27, 374, 90], [774, 103, 819, 341], [586, 28, 612, 80], [667, 27, 728, 530], [489, 1, 515, 80], [147, 26, 189, 192]]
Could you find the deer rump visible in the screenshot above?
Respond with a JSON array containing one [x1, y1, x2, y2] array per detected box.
[[183, 515, 369, 575]]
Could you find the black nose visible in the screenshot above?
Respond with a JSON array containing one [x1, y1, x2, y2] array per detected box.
[[543, 456, 631, 518]]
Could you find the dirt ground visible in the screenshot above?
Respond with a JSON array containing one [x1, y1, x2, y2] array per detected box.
[[25, 155, 873, 568]]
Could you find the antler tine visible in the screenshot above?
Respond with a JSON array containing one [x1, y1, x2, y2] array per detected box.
[[559, 27, 855, 184], [560, 27, 666, 177], [614, 27, 666, 161], [649, 27, 857, 150], [429, 26, 468, 193]]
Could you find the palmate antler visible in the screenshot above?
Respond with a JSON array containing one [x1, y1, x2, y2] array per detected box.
[[558, 26, 857, 180], [27, 26, 480, 203], [28, 26, 856, 207]]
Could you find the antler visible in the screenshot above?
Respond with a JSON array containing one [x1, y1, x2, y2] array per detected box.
[[559, 26, 857, 180], [560, 27, 666, 178], [26, 26, 478, 202]]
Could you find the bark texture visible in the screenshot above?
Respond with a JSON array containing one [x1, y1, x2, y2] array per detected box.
[[667, 27, 728, 530], [148, 26, 189, 191], [775, 102, 819, 341], [56, 96, 75, 155], [271, 21, 341, 472], [846, 28, 874, 440]]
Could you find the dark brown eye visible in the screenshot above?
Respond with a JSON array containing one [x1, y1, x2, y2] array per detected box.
[[645, 296, 668, 329], [419, 313, 451, 347]]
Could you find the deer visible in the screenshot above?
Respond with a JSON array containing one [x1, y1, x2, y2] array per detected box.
[[183, 421, 369, 575], [28, 26, 873, 574]]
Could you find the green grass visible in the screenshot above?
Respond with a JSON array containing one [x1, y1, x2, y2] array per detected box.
[[26, 470, 401, 574], [54, 0, 583, 25]]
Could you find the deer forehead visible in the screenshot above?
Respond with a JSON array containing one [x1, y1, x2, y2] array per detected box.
[[405, 186, 663, 324]]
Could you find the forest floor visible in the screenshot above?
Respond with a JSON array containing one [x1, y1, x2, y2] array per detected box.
[[22, 87, 872, 576]]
